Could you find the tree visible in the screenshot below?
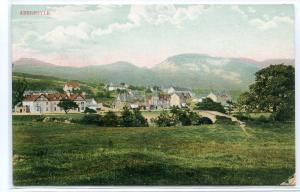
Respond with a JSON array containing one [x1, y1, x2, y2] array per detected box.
[[102, 111, 119, 126], [152, 111, 174, 127], [237, 64, 294, 121], [58, 99, 78, 114], [226, 100, 235, 115], [132, 108, 148, 127], [120, 106, 134, 127], [194, 98, 226, 113], [12, 76, 28, 107]]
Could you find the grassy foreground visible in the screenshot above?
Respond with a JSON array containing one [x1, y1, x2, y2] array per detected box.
[[13, 115, 295, 185]]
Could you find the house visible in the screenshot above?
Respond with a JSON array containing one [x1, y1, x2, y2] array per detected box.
[[207, 91, 231, 105], [86, 98, 101, 111], [167, 86, 193, 96], [145, 92, 171, 110], [113, 91, 146, 110], [21, 93, 86, 113], [107, 83, 128, 91], [170, 92, 191, 108], [63, 82, 80, 93], [158, 93, 171, 109], [24, 90, 57, 96], [14, 102, 29, 113]]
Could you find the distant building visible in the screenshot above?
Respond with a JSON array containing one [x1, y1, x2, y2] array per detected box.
[[107, 83, 128, 91], [21, 93, 86, 113], [86, 98, 101, 111], [170, 92, 191, 108], [207, 91, 231, 105], [145, 92, 172, 110], [167, 86, 193, 96], [14, 102, 28, 113], [24, 90, 58, 96], [63, 82, 80, 93]]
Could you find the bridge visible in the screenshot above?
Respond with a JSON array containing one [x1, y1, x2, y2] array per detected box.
[[196, 110, 247, 134]]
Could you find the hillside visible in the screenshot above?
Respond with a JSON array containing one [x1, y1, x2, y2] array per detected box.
[[12, 54, 294, 90]]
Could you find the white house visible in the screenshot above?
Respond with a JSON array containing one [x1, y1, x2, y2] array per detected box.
[[86, 98, 101, 111], [107, 83, 128, 91], [22, 93, 86, 113], [63, 82, 80, 93]]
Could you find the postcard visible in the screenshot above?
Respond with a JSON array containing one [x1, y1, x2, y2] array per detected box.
[[11, 4, 295, 186]]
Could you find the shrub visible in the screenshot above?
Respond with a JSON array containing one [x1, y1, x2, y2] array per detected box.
[[120, 106, 134, 127], [194, 98, 226, 113], [176, 109, 192, 126], [152, 111, 176, 127], [120, 107, 148, 127], [270, 104, 295, 122], [84, 107, 97, 114], [257, 115, 269, 123], [102, 111, 119, 127], [132, 108, 148, 127], [215, 116, 235, 125], [80, 114, 101, 125], [233, 112, 253, 121]]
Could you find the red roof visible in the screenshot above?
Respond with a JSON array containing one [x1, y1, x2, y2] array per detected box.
[[65, 82, 80, 88], [23, 93, 85, 102], [23, 94, 41, 101]]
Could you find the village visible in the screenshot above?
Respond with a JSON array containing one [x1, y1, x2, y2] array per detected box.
[[14, 81, 231, 114]]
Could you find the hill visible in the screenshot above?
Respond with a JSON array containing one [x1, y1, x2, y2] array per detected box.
[[12, 54, 294, 89]]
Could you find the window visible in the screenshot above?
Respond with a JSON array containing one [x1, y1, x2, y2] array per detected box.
[[46, 107, 48, 111], [54, 107, 56, 111]]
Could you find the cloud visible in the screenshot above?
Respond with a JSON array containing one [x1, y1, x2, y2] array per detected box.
[[47, 5, 114, 21], [249, 15, 293, 30], [42, 22, 95, 48], [19, 5, 212, 50], [128, 5, 208, 27], [230, 5, 248, 18], [247, 7, 256, 13], [91, 22, 136, 37]]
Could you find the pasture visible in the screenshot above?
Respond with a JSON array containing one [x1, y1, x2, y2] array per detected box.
[[13, 115, 295, 185]]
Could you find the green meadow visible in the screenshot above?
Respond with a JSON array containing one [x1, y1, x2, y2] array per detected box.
[[13, 115, 294, 185]]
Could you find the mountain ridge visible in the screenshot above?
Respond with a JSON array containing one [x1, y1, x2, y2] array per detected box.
[[12, 54, 294, 89]]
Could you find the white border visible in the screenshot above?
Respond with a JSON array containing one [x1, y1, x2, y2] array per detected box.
[[0, 0, 299, 192]]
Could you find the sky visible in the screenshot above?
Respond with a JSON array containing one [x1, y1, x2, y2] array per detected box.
[[12, 4, 294, 68]]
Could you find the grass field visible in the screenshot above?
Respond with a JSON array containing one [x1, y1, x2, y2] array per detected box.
[[13, 115, 295, 185]]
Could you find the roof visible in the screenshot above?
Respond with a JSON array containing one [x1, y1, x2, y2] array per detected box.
[[23, 94, 42, 101], [170, 87, 191, 92], [117, 92, 144, 102], [209, 91, 231, 98], [65, 82, 80, 88], [159, 93, 171, 100], [172, 92, 191, 99], [23, 93, 85, 102]]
